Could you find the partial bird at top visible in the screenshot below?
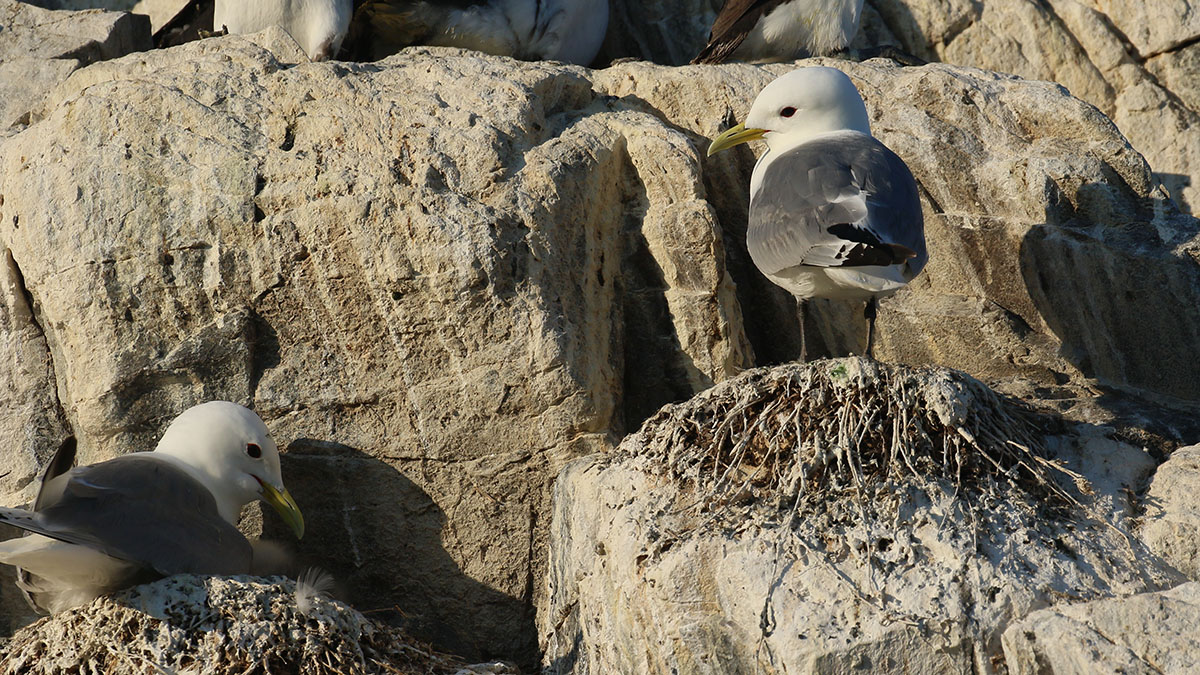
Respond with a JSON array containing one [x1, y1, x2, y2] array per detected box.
[[214, 0, 354, 61], [693, 0, 865, 64], [0, 401, 305, 613], [344, 0, 610, 65], [707, 67, 927, 358]]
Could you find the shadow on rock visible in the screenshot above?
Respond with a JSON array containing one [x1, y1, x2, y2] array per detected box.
[[259, 438, 537, 665], [1018, 183, 1200, 404]]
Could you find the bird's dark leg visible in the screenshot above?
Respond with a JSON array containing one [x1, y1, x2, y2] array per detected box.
[[864, 297, 878, 359], [799, 298, 808, 364]]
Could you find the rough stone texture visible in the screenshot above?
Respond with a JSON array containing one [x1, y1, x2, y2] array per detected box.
[[542, 359, 1180, 673], [0, 0, 151, 130], [1139, 445, 1200, 580], [0, 574, 463, 674], [1002, 581, 1200, 674], [602, 0, 1200, 216], [0, 32, 751, 663], [1, 18, 1200, 669], [593, 60, 1200, 405], [865, 0, 1200, 216]]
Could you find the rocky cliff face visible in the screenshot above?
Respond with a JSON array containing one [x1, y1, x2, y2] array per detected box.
[[1, 0, 1199, 671], [603, 0, 1200, 218], [542, 359, 1182, 673]]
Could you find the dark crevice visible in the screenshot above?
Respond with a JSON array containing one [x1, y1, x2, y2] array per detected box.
[[5, 250, 75, 459], [522, 507, 541, 671], [616, 145, 699, 430], [246, 308, 281, 401], [280, 119, 296, 152], [917, 181, 945, 215], [1141, 32, 1200, 61]]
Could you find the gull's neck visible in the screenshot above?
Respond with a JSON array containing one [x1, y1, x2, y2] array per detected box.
[[750, 127, 869, 197]]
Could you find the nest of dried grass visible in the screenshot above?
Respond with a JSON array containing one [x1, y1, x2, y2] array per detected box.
[[634, 358, 1078, 533], [0, 575, 463, 675]]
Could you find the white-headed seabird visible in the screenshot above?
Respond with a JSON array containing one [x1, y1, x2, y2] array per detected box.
[[707, 67, 927, 357], [0, 402, 305, 613]]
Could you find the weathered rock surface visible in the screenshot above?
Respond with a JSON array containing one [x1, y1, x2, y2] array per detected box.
[[0, 0, 150, 130], [887, 0, 1200, 217], [1, 11, 1199, 669], [1139, 444, 1200, 580], [0, 31, 751, 661], [602, 0, 1200, 216], [594, 60, 1200, 406], [542, 359, 1180, 673], [1002, 581, 1200, 674], [0, 574, 462, 674]]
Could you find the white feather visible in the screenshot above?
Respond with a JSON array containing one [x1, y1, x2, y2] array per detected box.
[[294, 567, 335, 615]]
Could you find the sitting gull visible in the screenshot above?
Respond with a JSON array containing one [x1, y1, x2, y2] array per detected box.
[[214, 0, 353, 61], [693, 0, 864, 64], [707, 67, 927, 357], [345, 0, 609, 64], [0, 401, 305, 613]]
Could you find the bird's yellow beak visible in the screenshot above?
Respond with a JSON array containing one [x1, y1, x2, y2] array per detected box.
[[707, 123, 768, 156], [259, 481, 305, 539]]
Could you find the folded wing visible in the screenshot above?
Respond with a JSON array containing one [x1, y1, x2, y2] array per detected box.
[[0, 455, 251, 578], [747, 131, 926, 278]]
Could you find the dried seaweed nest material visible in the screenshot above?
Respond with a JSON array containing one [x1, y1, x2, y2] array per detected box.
[[0, 575, 463, 675], [630, 357, 1078, 531]]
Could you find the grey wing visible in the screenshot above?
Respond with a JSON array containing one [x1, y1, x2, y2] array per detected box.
[[4, 455, 251, 576], [747, 134, 926, 276]]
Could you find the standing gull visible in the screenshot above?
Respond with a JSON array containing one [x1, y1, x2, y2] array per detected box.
[[214, 0, 354, 61], [0, 401, 305, 613], [693, 0, 865, 64], [344, 0, 609, 64], [707, 67, 926, 357]]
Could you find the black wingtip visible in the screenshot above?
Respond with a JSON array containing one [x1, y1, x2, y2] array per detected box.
[[826, 225, 917, 267], [886, 244, 918, 262], [43, 437, 77, 483]]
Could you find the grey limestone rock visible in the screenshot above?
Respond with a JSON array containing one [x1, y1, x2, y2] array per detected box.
[[0, 0, 151, 130], [0, 11, 1198, 669], [1002, 581, 1200, 674], [1139, 445, 1200, 580], [541, 358, 1182, 673]]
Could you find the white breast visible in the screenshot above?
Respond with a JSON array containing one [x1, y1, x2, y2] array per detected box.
[[214, 0, 353, 61], [736, 0, 864, 61]]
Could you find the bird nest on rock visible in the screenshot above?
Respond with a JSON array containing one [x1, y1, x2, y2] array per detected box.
[[0, 575, 463, 675], [635, 357, 1079, 534]]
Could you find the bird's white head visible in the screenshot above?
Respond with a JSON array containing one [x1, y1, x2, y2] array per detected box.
[[153, 401, 304, 538], [708, 67, 871, 158]]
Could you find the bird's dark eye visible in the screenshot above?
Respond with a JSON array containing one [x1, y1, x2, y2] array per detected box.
[[780, 107, 797, 118], [246, 443, 262, 459]]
